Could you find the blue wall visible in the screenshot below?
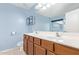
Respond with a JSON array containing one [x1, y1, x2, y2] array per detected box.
[[0, 4, 50, 51], [22, 6, 50, 32]]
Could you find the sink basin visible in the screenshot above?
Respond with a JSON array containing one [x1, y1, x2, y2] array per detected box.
[[45, 36, 56, 39], [58, 39, 64, 42], [39, 35, 56, 39]]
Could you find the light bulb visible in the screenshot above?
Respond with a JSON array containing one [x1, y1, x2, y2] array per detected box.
[[51, 3, 56, 5], [35, 3, 43, 9], [42, 6, 47, 10], [37, 4, 42, 8], [46, 4, 51, 7]]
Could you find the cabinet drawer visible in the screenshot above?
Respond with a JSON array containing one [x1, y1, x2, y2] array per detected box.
[[55, 43, 79, 55], [28, 36, 34, 42], [47, 50, 55, 55], [34, 44, 46, 55], [24, 35, 29, 39], [34, 37, 41, 45], [41, 40, 54, 52], [26, 35, 29, 39]]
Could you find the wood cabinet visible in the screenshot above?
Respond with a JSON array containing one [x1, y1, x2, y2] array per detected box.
[[27, 40, 34, 55], [54, 43, 79, 55], [47, 50, 55, 55], [34, 37, 41, 45], [23, 35, 28, 54], [34, 44, 46, 55], [23, 34, 79, 55], [41, 40, 54, 52], [29, 36, 34, 42]]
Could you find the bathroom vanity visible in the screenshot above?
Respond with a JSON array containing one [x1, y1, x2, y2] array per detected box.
[[23, 32, 79, 55]]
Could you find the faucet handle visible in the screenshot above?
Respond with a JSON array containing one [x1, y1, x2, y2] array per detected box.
[[56, 32, 60, 37]]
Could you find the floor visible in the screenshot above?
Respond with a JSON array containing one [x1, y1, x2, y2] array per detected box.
[[0, 47, 26, 55]]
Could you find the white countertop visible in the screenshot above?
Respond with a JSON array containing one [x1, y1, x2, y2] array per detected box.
[[24, 32, 79, 49]]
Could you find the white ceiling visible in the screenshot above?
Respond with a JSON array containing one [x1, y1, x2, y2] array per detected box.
[[12, 3, 79, 17], [37, 3, 79, 17], [11, 3, 35, 9]]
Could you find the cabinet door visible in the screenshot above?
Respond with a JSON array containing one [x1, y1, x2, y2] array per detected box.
[[23, 35, 28, 54], [47, 50, 55, 55], [34, 44, 46, 55], [34, 37, 40, 45], [28, 40, 34, 55], [55, 43, 79, 55], [41, 40, 54, 52]]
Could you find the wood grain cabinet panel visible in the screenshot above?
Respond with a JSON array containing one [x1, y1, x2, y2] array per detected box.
[[28, 40, 34, 55], [23, 35, 28, 54], [55, 43, 79, 55], [41, 40, 54, 52], [34, 44, 46, 55], [25, 35, 29, 39], [23, 35, 26, 52], [28, 36, 34, 42], [23, 35, 79, 55], [47, 50, 55, 55], [34, 37, 40, 45]]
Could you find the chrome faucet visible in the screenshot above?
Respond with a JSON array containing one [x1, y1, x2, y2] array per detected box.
[[56, 32, 61, 37]]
